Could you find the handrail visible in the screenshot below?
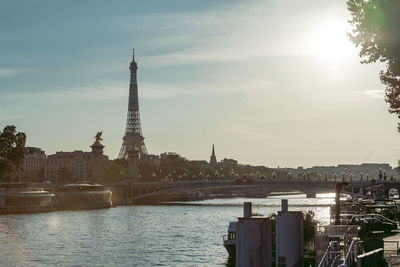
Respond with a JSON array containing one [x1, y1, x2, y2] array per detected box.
[[342, 239, 355, 266], [317, 241, 334, 267]]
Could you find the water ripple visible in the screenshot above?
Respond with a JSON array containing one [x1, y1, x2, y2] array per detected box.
[[0, 195, 332, 266]]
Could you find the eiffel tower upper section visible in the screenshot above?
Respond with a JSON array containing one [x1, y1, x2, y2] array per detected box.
[[118, 49, 148, 159]]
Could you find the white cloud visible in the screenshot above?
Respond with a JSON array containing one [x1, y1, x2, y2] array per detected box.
[[0, 106, 23, 122], [134, 1, 335, 67], [0, 68, 23, 77], [1, 83, 127, 102], [139, 82, 188, 99], [365, 90, 385, 99]]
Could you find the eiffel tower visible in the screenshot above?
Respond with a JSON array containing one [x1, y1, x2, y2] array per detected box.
[[118, 49, 148, 159]]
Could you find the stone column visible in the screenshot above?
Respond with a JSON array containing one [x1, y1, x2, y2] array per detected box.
[[127, 142, 140, 182]]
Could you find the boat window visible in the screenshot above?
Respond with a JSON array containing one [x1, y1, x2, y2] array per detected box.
[[228, 232, 236, 240], [5, 196, 51, 206]]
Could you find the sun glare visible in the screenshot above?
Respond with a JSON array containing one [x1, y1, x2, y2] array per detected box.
[[310, 21, 354, 63]]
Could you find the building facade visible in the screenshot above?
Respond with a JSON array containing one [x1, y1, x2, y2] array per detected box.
[[20, 139, 109, 182], [19, 147, 47, 180]]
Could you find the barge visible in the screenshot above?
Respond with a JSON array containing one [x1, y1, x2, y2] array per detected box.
[[0, 183, 55, 214], [55, 183, 112, 210], [223, 221, 237, 258]]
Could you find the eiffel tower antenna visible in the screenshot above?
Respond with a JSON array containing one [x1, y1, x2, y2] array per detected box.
[[118, 49, 148, 159]]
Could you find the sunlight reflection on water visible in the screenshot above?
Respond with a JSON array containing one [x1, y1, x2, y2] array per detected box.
[[0, 194, 334, 266]]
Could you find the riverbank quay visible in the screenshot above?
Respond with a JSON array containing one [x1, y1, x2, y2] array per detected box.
[[383, 231, 400, 266], [318, 180, 400, 266]]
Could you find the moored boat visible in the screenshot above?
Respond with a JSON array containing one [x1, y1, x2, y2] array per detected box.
[[223, 221, 237, 258], [55, 183, 112, 210], [0, 182, 55, 214]]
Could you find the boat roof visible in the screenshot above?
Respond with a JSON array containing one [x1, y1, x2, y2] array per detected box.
[[63, 183, 102, 187], [0, 190, 54, 197], [366, 204, 397, 208], [228, 221, 237, 232]]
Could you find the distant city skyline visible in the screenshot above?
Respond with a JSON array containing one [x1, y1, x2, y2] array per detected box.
[[1, 0, 399, 168]]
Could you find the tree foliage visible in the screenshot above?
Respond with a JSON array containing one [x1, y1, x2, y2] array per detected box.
[[348, 0, 400, 129], [0, 125, 26, 181], [103, 159, 127, 182]]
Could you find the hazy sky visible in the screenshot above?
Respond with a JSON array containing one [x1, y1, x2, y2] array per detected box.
[[1, 0, 399, 168]]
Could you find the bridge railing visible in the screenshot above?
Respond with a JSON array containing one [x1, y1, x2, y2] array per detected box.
[[326, 225, 358, 238]]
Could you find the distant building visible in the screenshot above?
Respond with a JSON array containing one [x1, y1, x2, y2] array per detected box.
[[210, 144, 217, 165], [20, 147, 47, 180], [221, 158, 238, 167], [44, 147, 109, 182], [281, 163, 397, 180], [20, 136, 109, 182], [160, 152, 183, 161], [141, 154, 161, 167]]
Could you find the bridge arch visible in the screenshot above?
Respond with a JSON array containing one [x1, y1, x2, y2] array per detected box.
[[126, 181, 337, 203]]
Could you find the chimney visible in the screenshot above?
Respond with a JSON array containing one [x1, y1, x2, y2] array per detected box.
[[243, 202, 252, 218], [281, 199, 288, 212]]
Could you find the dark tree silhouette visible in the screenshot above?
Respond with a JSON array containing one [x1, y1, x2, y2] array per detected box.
[[348, 0, 400, 130], [0, 125, 26, 181]]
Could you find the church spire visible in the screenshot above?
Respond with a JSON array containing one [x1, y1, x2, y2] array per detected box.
[[210, 144, 217, 165]]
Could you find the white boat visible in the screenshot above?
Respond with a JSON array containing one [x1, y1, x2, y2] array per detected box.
[[223, 221, 237, 258], [0, 182, 55, 214], [55, 183, 112, 210]]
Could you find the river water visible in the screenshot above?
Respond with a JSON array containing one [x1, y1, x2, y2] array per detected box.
[[0, 194, 334, 266]]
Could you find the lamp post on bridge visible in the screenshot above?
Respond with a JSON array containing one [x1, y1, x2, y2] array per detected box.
[[151, 172, 157, 181], [335, 182, 349, 225]]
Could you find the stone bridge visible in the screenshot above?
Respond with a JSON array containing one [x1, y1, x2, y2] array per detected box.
[[106, 179, 400, 204]]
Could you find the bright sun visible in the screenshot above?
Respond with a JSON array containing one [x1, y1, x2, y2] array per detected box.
[[310, 21, 354, 62]]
